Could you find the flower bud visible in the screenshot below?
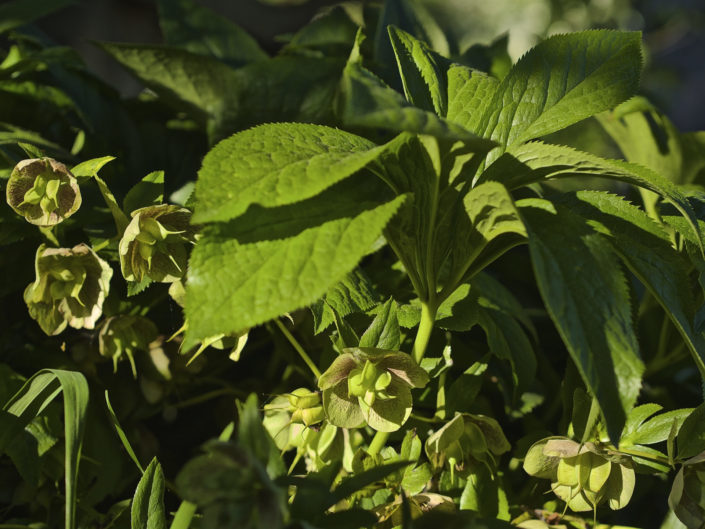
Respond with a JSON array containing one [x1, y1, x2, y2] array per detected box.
[[99, 315, 159, 376], [6, 158, 81, 226], [24, 244, 112, 335], [119, 205, 195, 283], [287, 388, 324, 427]]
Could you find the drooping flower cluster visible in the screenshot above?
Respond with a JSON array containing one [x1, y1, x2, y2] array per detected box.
[[6, 157, 81, 226], [98, 315, 159, 375], [523, 437, 635, 513], [24, 244, 112, 335], [318, 347, 429, 432], [119, 204, 195, 283]]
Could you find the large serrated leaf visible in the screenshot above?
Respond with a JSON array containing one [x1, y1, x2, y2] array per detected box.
[[447, 181, 526, 291], [475, 30, 642, 150], [520, 199, 644, 443], [446, 64, 499, 133], [387, 26, 449, 115], [193, 123, 385, 224], [157, 0, 267, 67], [98, 42, 238, 124], [482, 141, 704, 252], [184, 177, 407, 347], [339, 60, 493, 147], [563, 191, 705, 379]]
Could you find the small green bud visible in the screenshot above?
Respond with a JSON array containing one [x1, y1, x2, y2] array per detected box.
[[99, 315, 159, 376], [6, 158, 81, 226], [287, 388, 324, 427], [119, 204, 195, 283], [24, 244, 112, 335]]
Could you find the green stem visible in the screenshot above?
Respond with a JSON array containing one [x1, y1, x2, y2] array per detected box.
[[274, 318, 321, 379], [412, 302, 437, 364], [169, 501, 197, 529], [368, 431, 390, 457]]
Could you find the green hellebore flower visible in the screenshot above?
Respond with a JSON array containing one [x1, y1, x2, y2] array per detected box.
[[119, 204, 195, 283], [523, 437, 635, 513], [425, 413, 510, 474], [669, 451, 705, 529], [99, 315, 159, 376], [285, 388, 325, 427], [24, 244, 112, 335], [318, 347, 429, 432], [6, 158, 81, 226]]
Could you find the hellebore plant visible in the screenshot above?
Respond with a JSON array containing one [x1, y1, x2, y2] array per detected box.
[[6, 157, 81, 226], [24, 243, 112, 335], [5, 1, 705, 528]]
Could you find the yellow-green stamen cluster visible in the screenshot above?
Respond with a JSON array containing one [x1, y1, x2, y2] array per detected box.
[[347, 359, 393, 407]]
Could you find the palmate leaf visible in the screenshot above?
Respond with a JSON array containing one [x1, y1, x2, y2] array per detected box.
[[0, 369, 88, 529], [156, 0, 268, 67], [184, 176, 406, 348], [192, 123, 390, 224], [519, 199, 644, 442], [471, 30, 642, 152]]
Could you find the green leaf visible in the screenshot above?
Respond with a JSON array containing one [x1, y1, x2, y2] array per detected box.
[[237, 394, 286, 478], [105, 391, 144, 474], [98, 43, 238, 124], [459, 465, 500, 517], [157, 0, 267, 67], [338, 40, 494, 148], [0, 0, 75, 34], [328, 461, 411, 507], [474, 30, 642, 150], [520, 199, 644, 442], [185, 175, 406, 346], [597, 97, 684, 184], [373, 0, 449, 82], [677, 402, 705, 460], [360, 297, 401, 350], [311, 269, 379, 334], [284, 5, 359, 55], [624, 409, 691, 446], [560, 191, 705, 379], [387, 26, 449, 115], [131, 458, 167, 529], [483, 141, 704, 252], [446, 64, 499, 133], [122, 171, 164, 215], [447, 180, 526, 290], [72, 156, 130, 234], [1, 369, 88, 529], [193, 123, 386, 224]]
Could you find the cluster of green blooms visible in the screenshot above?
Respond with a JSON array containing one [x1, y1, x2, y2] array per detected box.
[[523, 437, 635, 513], [5, 157, 199, 375]]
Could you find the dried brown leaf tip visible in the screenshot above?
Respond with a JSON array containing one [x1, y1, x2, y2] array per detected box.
[[6, 158, 81, 226]]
